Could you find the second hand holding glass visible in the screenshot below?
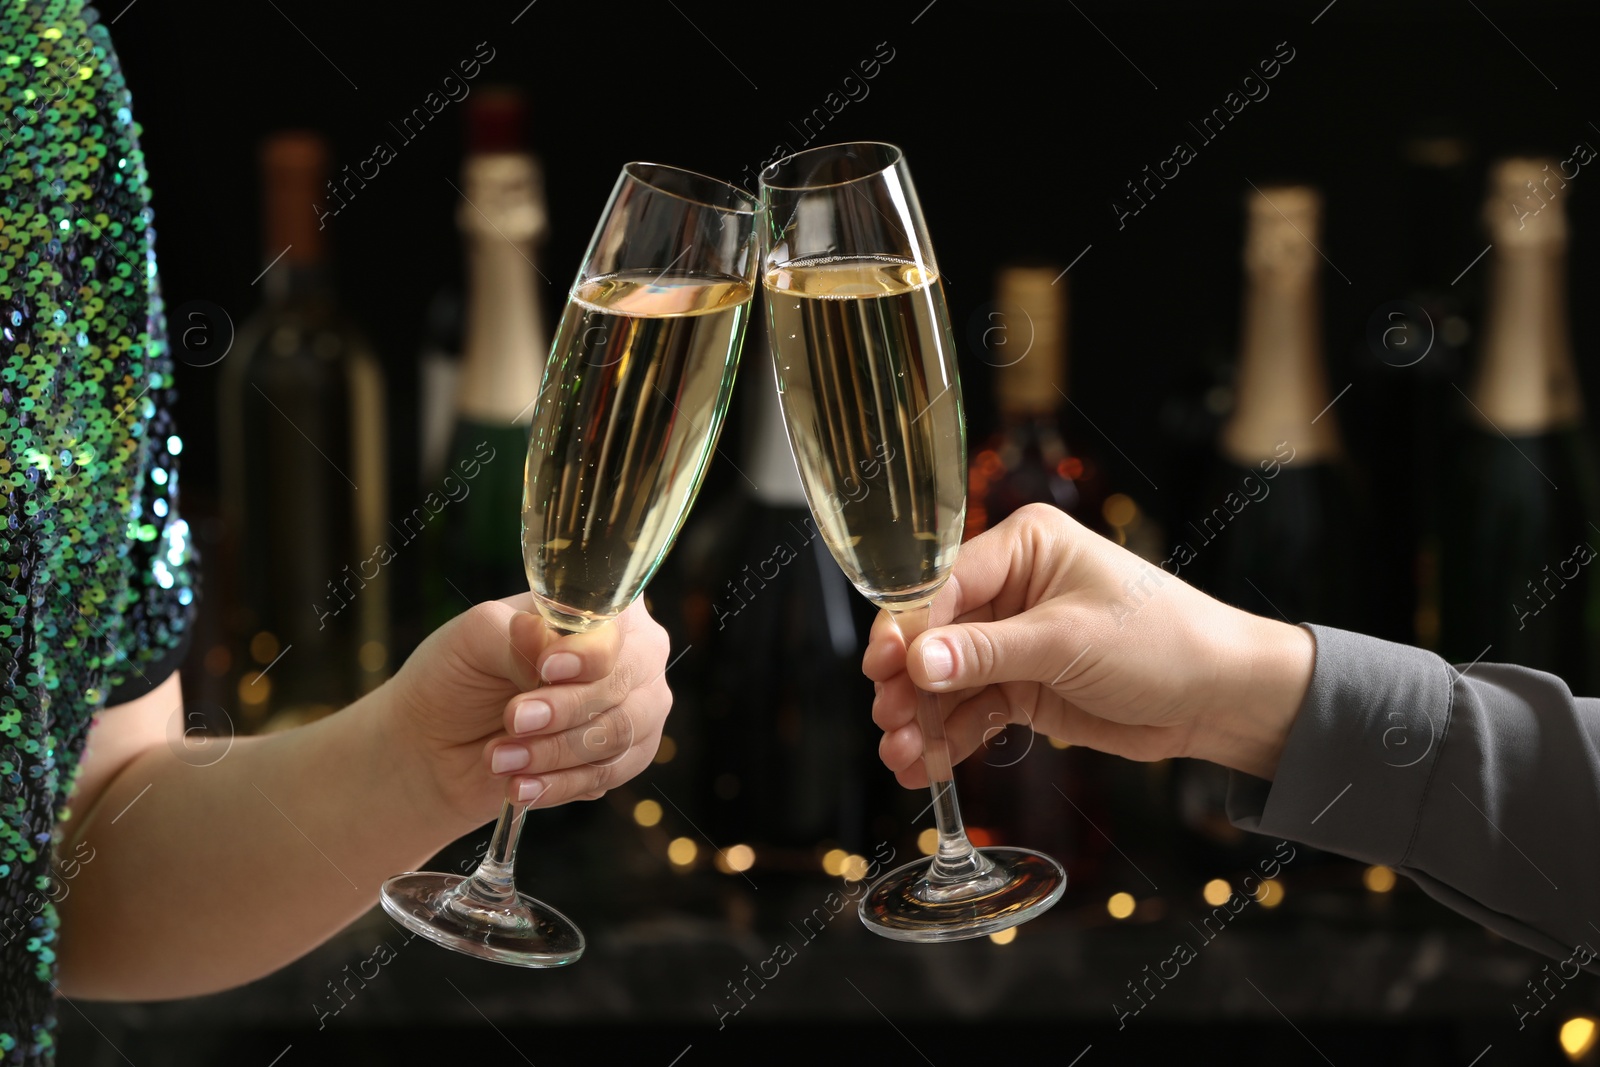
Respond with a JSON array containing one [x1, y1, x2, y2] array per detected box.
[[761, 142, 1066, 941], [380, 163, 759, 966]]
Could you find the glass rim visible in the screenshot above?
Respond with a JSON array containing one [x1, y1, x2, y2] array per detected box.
[[758, 141, 905, 192], [622, 161, 761, 215]]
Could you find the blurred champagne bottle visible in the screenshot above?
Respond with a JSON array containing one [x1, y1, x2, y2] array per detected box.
[[424, 89, 549, 625], [1178, 186, 1360, 856], [1439, 157, 1600, 693], [1192, 185, 1360, 628], [220, 131, 389, 730]]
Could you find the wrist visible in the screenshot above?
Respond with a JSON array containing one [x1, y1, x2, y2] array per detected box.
[[1192, 609, 1315, 780], [360, 681, 485, 846]]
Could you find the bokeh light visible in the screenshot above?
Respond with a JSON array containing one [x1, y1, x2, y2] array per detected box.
[[667, 837, 697, 867], [632, 799, 662, 827]]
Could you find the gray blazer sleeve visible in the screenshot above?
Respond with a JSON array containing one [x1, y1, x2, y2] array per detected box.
[[1226, 624, 1600, 973]]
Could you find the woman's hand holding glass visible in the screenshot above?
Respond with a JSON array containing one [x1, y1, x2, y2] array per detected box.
[[385, 594, 671, 830], [381, 162, 756, 968]]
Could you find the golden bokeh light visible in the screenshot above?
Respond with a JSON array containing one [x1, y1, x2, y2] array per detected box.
[[1102, 493, 1138, 528], [840, 854, 870, 882], [821, 848, 849, 876], [1560, 1017, 1597, 1060], [1107, 892, 1136, 920], [238, 673, 269, 706], [724, 844, 756, 873], [1202, 879, 1233, 907], [1257, 879, 1285, 908], [1363, 865, 1397, 893], [989, 927, 1018, 945], [632, 799, 662, 827], [667, 837, 697, 866], [917, 828, 939, 856], [654, 736, 677, 764]]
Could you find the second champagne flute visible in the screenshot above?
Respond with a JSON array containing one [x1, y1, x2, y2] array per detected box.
[[381, 163, 759, 966], [761, 142, 1066, 941]]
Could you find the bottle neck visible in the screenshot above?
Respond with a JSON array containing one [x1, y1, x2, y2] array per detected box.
[[456, 228, 547, 425], [261, 139, 327, 282], [1223, 269, 1340, 465], [1472, 242, 1578, 433], [993, 267, 1067, 417], [454, 152, 547, 426]]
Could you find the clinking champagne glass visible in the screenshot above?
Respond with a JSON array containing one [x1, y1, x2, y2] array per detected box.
[[760, 142, 1066, 941], [381, 163, 759, 966]]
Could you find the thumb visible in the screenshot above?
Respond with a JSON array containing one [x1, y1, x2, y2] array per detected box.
[[907, 615, 1072, 692], [449, 600, 552, 693]]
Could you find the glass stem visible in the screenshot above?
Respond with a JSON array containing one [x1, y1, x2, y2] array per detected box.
[[448, 617, 577, 914], [891, 604, 995, 885], [453, 799, 528, 911]]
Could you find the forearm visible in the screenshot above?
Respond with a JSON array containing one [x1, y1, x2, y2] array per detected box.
[[55, 684, 476, 999], [1227, 624, 1600, 972]]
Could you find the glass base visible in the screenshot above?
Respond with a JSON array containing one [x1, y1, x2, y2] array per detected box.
[[859, 847, 1066, 943], [380, 871, 585, 968]]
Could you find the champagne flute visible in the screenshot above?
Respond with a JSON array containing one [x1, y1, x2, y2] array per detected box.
[[381, 163, 759, 966], [760, 142, 1066, 941]]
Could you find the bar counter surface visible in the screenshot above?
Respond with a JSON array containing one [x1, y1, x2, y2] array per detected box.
[[62, 814, 1595, 1066]]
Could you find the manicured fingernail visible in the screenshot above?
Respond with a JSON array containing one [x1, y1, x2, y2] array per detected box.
[[921, 639, 955, 683], [514, 699, 552, 733], [518, 777, 547, 803], [541, 652, 581, 682], [491, 746, 530, 773]]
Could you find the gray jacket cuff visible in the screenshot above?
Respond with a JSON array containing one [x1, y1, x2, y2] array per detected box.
[[1225, 623, 1454, 866], [1226, 623, 1600, 977]]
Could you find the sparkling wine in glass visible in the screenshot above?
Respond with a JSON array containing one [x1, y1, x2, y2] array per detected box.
[[761, 142, 1066, 941], [381, 163, 759, 966]]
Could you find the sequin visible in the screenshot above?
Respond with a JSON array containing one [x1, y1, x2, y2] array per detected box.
[[1, 5, 193, 1060]]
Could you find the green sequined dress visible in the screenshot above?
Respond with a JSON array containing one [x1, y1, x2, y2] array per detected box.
[[2, 2, 194, 1061]]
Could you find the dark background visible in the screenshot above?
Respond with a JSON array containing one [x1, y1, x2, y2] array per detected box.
[[66, 0, 1600, 1064], [111, 0, 1600, 561]]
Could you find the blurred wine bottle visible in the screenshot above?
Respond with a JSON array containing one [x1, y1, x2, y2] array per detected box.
[[220, 131, 389, 730], [1191, 184, 1360, 628], [1177, 185, 1361, 859], [424, 89, 549, 625], [958, 266, 1116, 882], [966, 266, 1106, 538], [655, 315, 876, 861], [1439, 157, 1600, 693]]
